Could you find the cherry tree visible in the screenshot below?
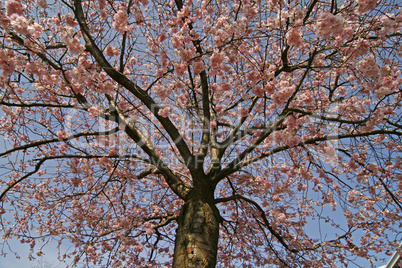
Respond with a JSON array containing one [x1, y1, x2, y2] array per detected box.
[[0, 0, 401, 267]]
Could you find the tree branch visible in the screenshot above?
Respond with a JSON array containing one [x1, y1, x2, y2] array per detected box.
[[303, 0, 319, 24], [217, 128, 402, 180], [215, 194, 298, 253], [213, 110, 290, 182], [106, 96, 191, 199], [73, 0, 195, 171], [0, 158, 46, 201], [8, 32, 62, 71], [0, 128, 120, 158]]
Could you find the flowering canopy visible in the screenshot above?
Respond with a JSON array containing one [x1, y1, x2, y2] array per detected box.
[[0, 0, 401, 267]]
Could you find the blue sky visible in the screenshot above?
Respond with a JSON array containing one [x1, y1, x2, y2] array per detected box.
[[0, 238, 65, 268]]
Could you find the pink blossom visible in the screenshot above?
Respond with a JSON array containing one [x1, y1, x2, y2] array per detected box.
[[57, 129, 67, 141], [36, 0, 47, 8], [341, 25, 354, 41], [277, 213, 287, 223], [171, 34, 184, 48], [355, 39, 370, 56], [214, 29, 229, 46], [272, 194, 281, 201], [175, 81, 185, 89], [220, 83, 231, 91], [247, 71, 261, 84], [100, 10, 108, 20], [396, 12, 402, 23], [0, 50, 16, 75], [210, 121, 217, 129], [154, 85, 171, 101], [0, 11, 11, 28], [5, 0, 24, 17], [108, 146, 119, 156], [209, 50, 225, 69], [59, 25, 74, 42], [98, 0, 106, 9], [68, 37, 85, 54], [65, 13, 77, 27], [10, 15, 29, 35], [264, 84, 275, 95], [156, 68, 164, 77], [316, 13, 344, 38], [298, 90, 314, 106], [179, 47, 195, 62], [251, 85, 265, 97], [192, 60, 206, 75], [27, 22, 43, 38], [379, 15, 396, 36], [380, 65, 391, 77], [286, 27, 303, 48], [238, 107, 249, 117], [88, 107, 101, 118], [104, 45, 119, 56], [158, 32, 167, 42], [2, 105, 16, 119], [271, 81, 295, 105], [158, 106, 171, 118], [146, 228, 155, 235], [34, 191, 45, 201], [210, 83, 219, 92], [37, 170, 46, 176], [375, 76, 395, 99], [355, 0, 377, 14], [98, 80, 115, 94], [113, 9, 128, 33], [174, 63, 187, 76], [69, 179, 81, 189], [177, 6, 190, 20], [323, 144, 336, 157], [25, 62, 45, 76], [285, 135, 300, 147], [358, 55, 379, 79]]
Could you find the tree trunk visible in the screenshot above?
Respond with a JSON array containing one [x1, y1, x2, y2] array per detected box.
[[172, 194, 220, 268]]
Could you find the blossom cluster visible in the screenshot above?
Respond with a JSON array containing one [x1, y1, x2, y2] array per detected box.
[[3, 0, 43, 37], [355, 0, 378, 14], [271, 81, 296, 105], [316, 13, 344, 38], [358, 55, 379, 79]]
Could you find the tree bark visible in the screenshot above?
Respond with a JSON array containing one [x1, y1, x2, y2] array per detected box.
[[173, 192, 220, 268]]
